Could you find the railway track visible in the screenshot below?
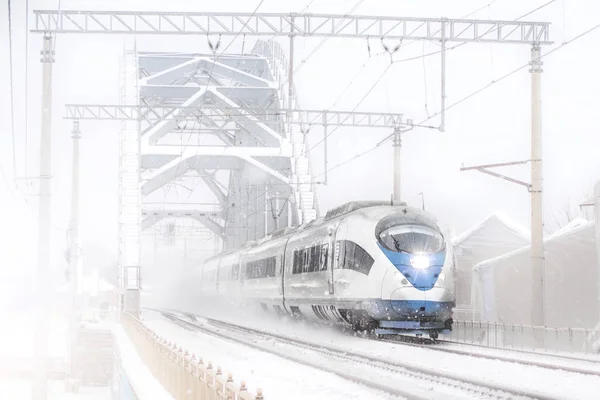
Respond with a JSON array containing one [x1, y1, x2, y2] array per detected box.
[[379, 335, 600, 378], [156, 309, 563, 400]]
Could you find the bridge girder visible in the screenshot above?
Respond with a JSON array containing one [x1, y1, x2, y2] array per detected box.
[[136, 41, 311, 250]]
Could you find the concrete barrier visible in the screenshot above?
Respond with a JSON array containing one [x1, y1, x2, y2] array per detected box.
[[122, 313, 264, 399]]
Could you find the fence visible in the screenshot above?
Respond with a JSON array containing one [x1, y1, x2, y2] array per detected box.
[[445, 320, 600, 355], [122, 313, 264, 400]]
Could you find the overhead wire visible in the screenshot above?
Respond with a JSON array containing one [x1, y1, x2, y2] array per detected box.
[[303, 60, 395, 156], [299, 1, 557, 165], [291, 0, 367, 76], [461, 0, 500, 19], [319, 20, 600, 179], [298, 0, 317, 14], [373, 1, 557, 69], [315, 0, 579, 179]]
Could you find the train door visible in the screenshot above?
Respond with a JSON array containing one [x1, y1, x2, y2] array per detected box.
[[280, 234, 295, 312], [328, 221, 342, 295]]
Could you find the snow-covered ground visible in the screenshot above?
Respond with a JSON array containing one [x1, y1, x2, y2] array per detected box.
[[144, 299, 600, 400], [142, 310, 399, 400]]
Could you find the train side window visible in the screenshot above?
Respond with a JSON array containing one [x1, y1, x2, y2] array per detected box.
[[343, 241, 356, 270], [293, 250, 302, 274], [309, 245, 319, 273], [320, 243, 329, 271], [300, 249, 310, 274], [355, 246, 374, 275], [336, 241, 346, 269], [338, 240, 374, 275], [267, 257, 276, 277]]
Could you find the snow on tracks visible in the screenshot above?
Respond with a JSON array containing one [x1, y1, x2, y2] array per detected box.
[[153, 310, 553, 400]]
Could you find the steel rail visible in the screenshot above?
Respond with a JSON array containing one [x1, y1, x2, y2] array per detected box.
[[156, 309, 557, 400]]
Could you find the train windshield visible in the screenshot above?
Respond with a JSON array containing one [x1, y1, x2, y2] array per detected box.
[[378, 224, 445, 254]]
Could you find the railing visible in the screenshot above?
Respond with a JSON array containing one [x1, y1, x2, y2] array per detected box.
[[122, 313, 264, 399], [446, 320, 600, 356]]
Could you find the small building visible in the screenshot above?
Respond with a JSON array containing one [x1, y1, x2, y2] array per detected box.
[[472, 221, 598, 328], [452, 211, 530, 320]]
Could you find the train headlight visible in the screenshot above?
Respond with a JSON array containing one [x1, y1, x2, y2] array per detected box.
[[410, 255, 430, 269]]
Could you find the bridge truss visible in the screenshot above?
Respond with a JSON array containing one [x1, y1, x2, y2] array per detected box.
[[63, 38, 409, 315]]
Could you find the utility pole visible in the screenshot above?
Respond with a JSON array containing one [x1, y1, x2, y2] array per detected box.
[[440, 18, 447, 132], [67, 120, 81, 391], [288, 14, 295, 115], [34, 34, 54, 400], [530, 44, 545, 329], [392, 128, 402, 205], [323, 112, 328, 186], [460, 44, 546, 333]]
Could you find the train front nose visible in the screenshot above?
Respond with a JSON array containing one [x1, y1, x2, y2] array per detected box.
[[389, 287, 453, 322]]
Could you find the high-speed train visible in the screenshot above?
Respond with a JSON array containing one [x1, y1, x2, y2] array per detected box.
[[192, 201, 455, 338]]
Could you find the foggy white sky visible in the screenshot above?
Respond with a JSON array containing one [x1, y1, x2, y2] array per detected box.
[[0, 0, 599, 272]]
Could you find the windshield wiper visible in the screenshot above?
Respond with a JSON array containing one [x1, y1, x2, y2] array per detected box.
[[391, 236, 402, 252]]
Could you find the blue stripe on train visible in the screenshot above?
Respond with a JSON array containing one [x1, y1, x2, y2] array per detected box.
[[377, 244, 446, 290]]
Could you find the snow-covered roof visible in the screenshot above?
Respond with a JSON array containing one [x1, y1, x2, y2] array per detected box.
[[452, 210, 530, 245], [548, 217, 591, 239], [473, 219, 594, 272]]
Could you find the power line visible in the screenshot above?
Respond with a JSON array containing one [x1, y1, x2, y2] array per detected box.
[[292, 0, 367, 76], [298, 0, 317, 14], [300, 1, 559, 162], [424, 17, 600, 125], [461, 0, 500, 19], [304, 61, 394, 155], [7, 0, 16, 180], [317, 13, 600, 180], [384, 1, 558, 67]]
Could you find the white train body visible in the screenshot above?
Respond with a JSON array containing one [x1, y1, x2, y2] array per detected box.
[[193, 201, 456, 336]]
